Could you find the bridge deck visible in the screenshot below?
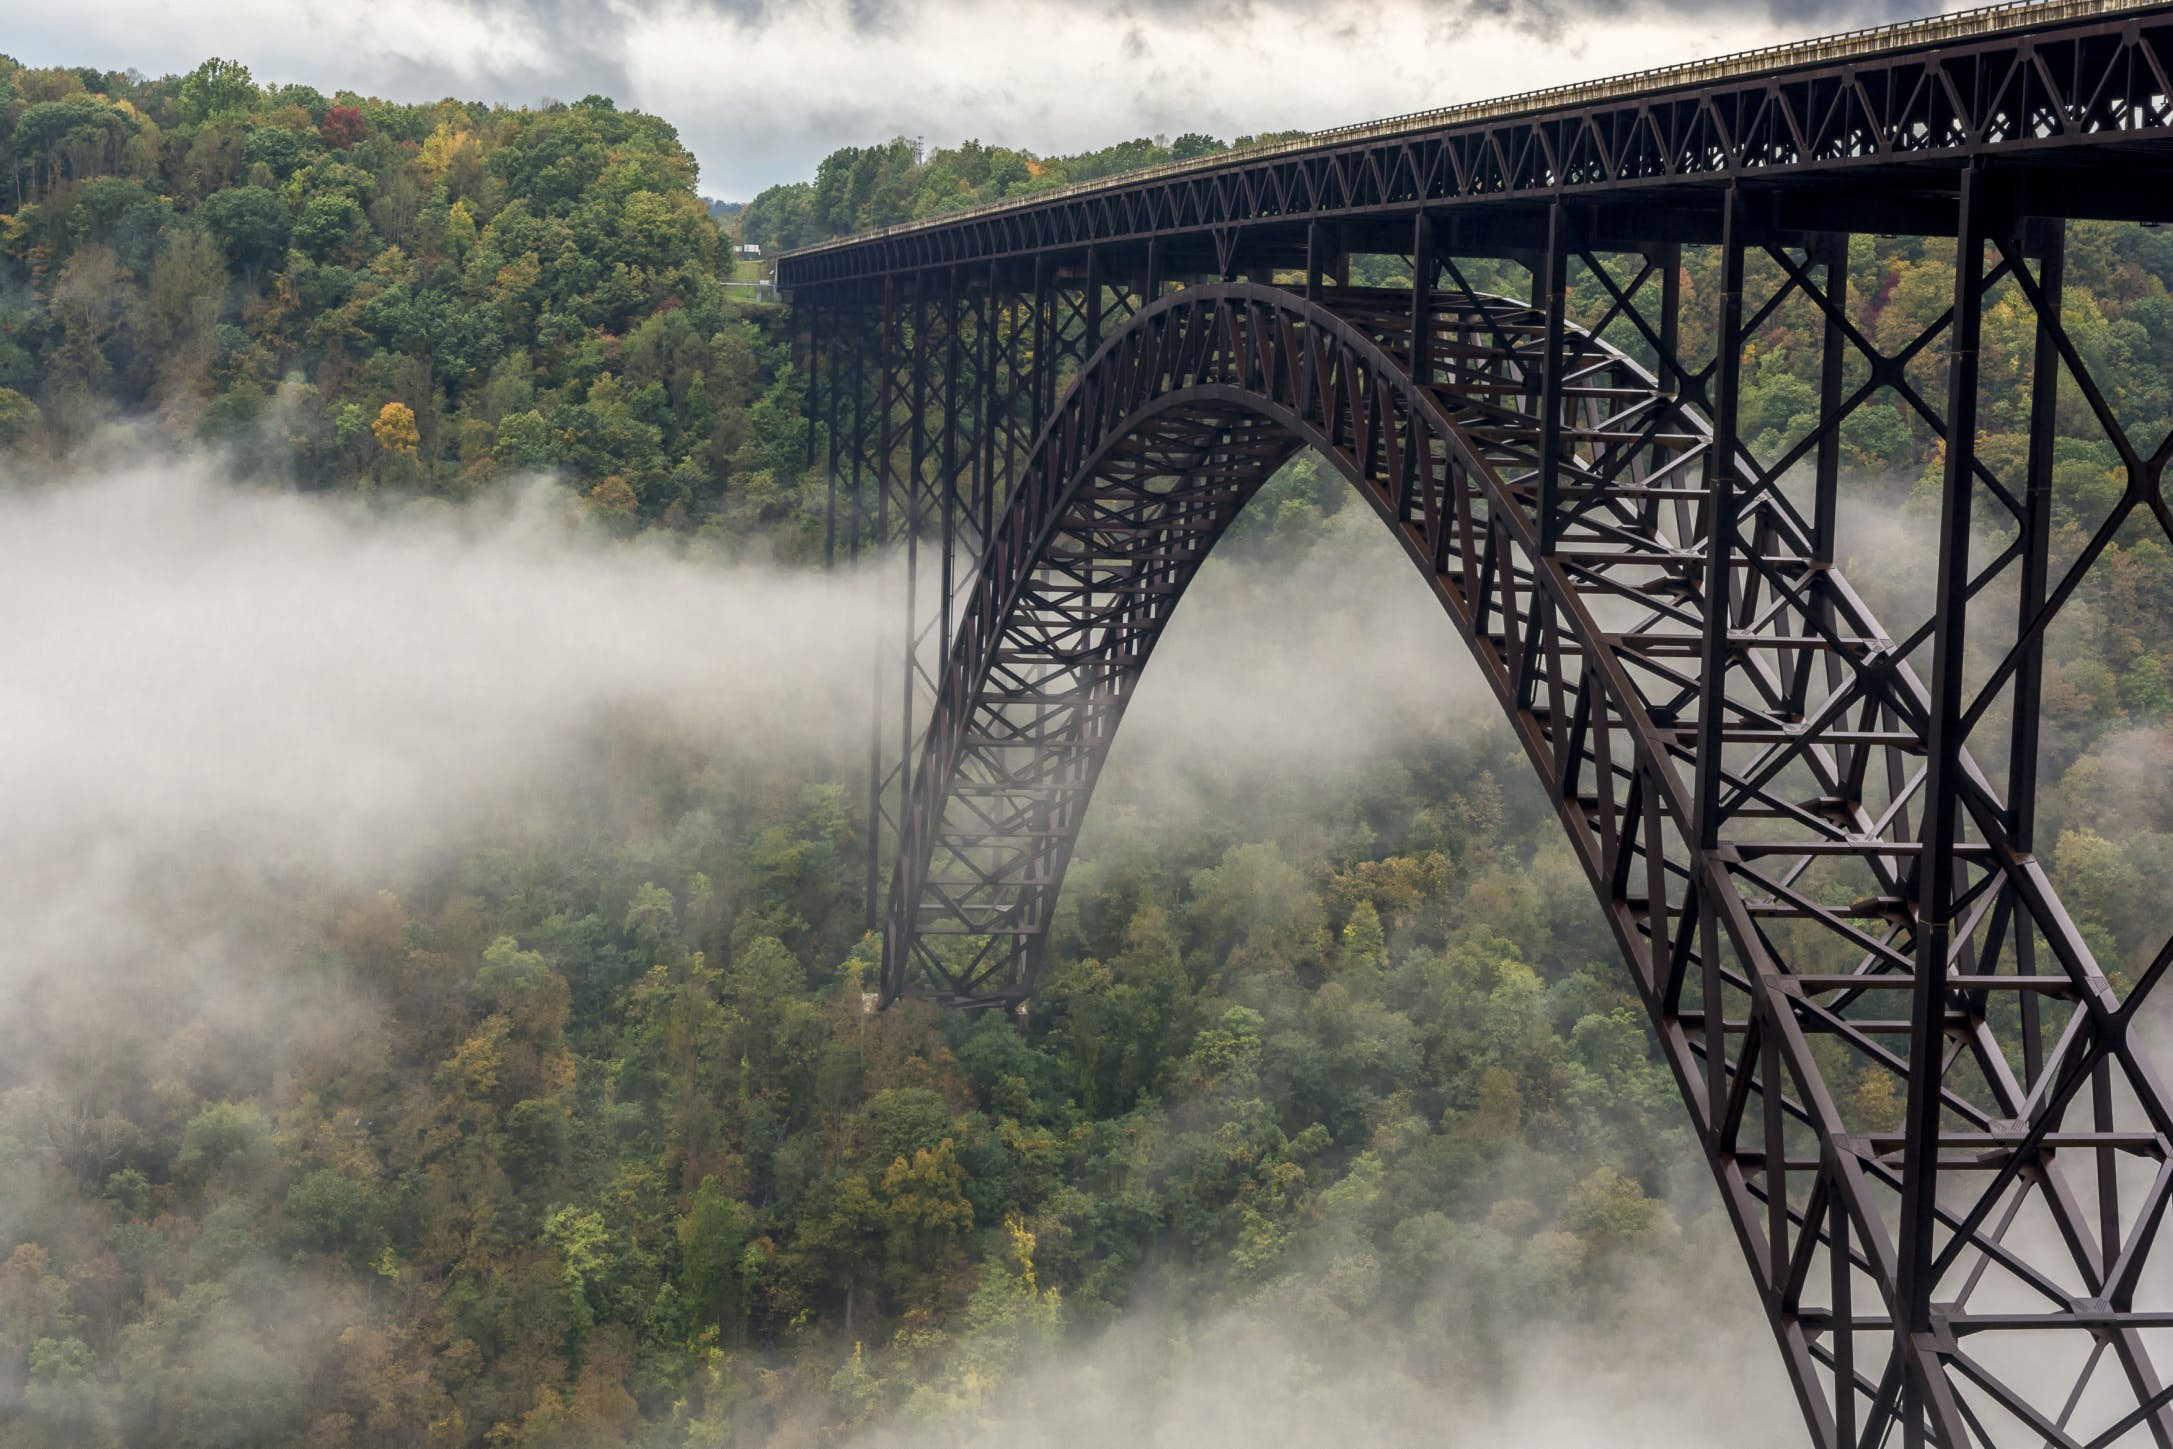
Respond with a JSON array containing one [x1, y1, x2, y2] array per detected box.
[[778, 0, 2173, 289]]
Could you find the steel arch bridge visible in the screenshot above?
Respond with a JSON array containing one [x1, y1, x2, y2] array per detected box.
[[781, 2, 2173, 1442]]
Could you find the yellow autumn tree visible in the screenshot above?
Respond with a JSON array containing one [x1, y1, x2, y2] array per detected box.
[[588, 475, 638, 513], [879, 1138, 974, 1236], [445, 199, 477, 256], [371, 401, 419, 454], [417, 123, 472, 180]]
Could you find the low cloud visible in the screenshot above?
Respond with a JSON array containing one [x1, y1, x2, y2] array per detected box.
[[0, 451, 886, 1131], [0, 448, 1946, 1445], [0, 456, 881, 873], [837, 1202, 1793, 1449], [1098, 503, 1503, 830]]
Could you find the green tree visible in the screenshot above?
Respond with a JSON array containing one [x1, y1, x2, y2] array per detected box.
[[196, 185, 289, 276], [284, 1168, 387, 1265], [679, 1175, 754, 1335], [0, 386, 38, 445], [175, 57, 258, 126], [177, 1101, 271, 1178]]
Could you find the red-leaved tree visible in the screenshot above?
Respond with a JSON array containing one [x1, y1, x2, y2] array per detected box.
[[319, 105, 366, 149]]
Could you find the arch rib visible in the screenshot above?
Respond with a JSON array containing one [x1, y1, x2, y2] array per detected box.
[[884, 281, 2173, 1447]]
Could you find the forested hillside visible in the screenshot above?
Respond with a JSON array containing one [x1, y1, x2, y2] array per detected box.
[[9, 57, 2173, 1449], [737, 132, 1302, 254], [0, 56, 813, 536]]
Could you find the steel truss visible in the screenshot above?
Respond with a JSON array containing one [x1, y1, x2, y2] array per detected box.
[[801, 173, 2173, 1440], [778, 1, 2173, 290], [786, 5, 2173, 1441], [818, 255, 1151, 929]]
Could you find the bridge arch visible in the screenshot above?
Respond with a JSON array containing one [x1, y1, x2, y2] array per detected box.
[[886, 279, 1706, 1008], [880, 279, 2173, 1446]]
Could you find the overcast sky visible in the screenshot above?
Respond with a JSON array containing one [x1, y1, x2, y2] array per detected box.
[[11, 0, 1956, 200]]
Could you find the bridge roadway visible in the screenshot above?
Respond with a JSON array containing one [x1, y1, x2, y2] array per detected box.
[[778, 0, 2173, 291], [780, 3, 2173, 1445]]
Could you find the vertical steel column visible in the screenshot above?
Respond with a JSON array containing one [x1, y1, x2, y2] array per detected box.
[[866, 279, 898, 933], [977, 266, 995, 549], [1084, 245, 1104, 355], [1832, 1190, 1856, 1449], [997, 263, 1019, 503], [979, 263, 999, 551], [1030, 256, 1053, 430], [1810, 233, 1849, 566], [1536, 201, 1573, 553], [1656, 242, 1684, 400], [877, 277, 897, 541], [822, 300, 840, 570], [1898, 162, 1989, 1449], [866, 639, 883, 936], [1306, 220, 1326, 302], [1021, 255, 1058, 1008], [1410, 212, 1436, 386], [901, 271, 930, 859], [1787, 231, 1849, 724], [1695, 188, 1749, 1124], [803, 300, 820, 470], [940, 266, 963, 666], [1803, 229, 1862, 1446], [849, 296, 868, 562], [2011, 215, 2064, 1086]]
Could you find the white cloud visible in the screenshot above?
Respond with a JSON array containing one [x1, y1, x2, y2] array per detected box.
[[0, 447, 900, 1172], [0, 460, 881, 868], [9, 0, 1962, 198]]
